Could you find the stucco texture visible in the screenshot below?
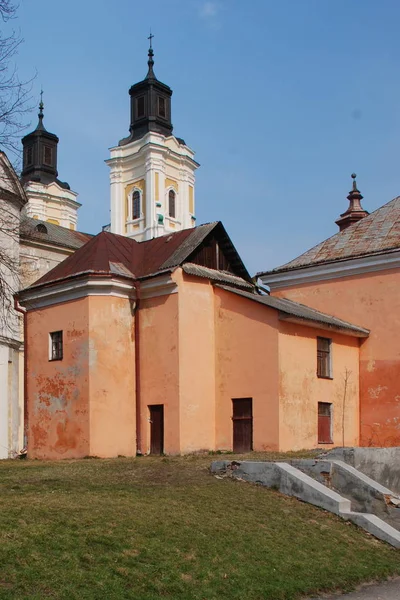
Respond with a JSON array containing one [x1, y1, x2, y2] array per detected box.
[[214, 286, 280, 451], [27, 297, 90, 459], [26, 295, 135, 459], [273, 269, 400, 446], [278, 321, 360, 451], [139, 290, 180, 454]]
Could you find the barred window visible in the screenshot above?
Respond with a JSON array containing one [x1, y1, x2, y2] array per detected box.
[[132, 190, 141, 219], [50, 331, 63, 361], [317, 337, 332, 378], [168, 190, 176, 219]]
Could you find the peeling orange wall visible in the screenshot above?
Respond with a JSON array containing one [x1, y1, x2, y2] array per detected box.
[[214, 288, 280, 451], [278, 322, 360, 451], [87, 296, 136, 458], [273, 269, 400, 446], [178, 272, 216, 453], [139, 291, 180, 454], [26, 298, 90, 459], [26, 295, 136, 459]]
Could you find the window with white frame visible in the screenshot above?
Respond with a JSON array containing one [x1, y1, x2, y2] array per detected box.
[[49, 331, 63, 361], [132, 189, 141, 220], [168, 189, 176, 219]]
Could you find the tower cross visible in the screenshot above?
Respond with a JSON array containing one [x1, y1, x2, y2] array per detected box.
[[39, 88, 44, 117], [148, 30, 154, 49]]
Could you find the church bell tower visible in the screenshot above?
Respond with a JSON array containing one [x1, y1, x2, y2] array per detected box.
[[21, 94, 81, 230], [106, 38, 199, 241]]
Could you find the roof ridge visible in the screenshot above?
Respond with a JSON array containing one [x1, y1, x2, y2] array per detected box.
[[259, 195, 400, 277]]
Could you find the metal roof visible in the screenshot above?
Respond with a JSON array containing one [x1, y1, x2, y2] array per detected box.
[[20, 217, 92, 251], [182, 263, 254, 290], [215, 285, 370, 337], [23, 222, 251, 292], [258, 196, 400, 276]]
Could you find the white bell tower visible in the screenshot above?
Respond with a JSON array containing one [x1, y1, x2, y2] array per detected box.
[[106, 41, 199, 241]]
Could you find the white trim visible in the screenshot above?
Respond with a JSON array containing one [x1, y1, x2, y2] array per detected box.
[[19, 277, 136, 310], [140, 274, 178, 299], [262, 250, 400, 289], [128, 186, 143, 221], [19, 273, 179, 309]]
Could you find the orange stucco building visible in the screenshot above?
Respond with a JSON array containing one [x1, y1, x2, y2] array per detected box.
[[18, 222, 368, 459], [260, 181, 400, 447]]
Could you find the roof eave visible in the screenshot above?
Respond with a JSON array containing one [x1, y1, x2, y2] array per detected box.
[[278, 313, 370, 338]]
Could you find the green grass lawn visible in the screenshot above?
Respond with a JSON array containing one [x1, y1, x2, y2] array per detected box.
[[1, 452, 399, 600]]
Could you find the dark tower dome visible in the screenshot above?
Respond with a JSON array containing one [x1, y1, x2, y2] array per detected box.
[[119, 36, 173, 146], [21, 94, 70, 189]]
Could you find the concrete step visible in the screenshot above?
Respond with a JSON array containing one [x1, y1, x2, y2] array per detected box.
[[211, 460, 400, 548]]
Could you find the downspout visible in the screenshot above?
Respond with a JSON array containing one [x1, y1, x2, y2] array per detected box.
[[132, 281, 142, 455], [14, 297, 27, 450]]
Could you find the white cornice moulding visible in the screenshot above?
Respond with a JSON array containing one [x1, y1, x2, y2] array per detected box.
[[19, 274, 178, 309], [20, 278, 136, 309], [262, 250, 400, 289], [140, 274, 177, 299]]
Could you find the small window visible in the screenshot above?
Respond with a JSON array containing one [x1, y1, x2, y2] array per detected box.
[[132, 190, 141, 219], [49, 331, 63, 361], [43, 145, 52, 166], [317, 337, 332, 378], [136, 96, 145, 118], [25, 146, 33, 166], [158, 96, 166, 118], [35, 223, 48, 234], [168, 189, 176, 219], [318, 402, 333, 443]]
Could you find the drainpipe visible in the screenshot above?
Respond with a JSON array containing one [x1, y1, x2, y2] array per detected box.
[[14, 297, 28, 450], [132, 281, 142, 455]]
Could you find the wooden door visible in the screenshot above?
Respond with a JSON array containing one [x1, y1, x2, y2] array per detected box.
[[232, 398, 253, 453], [318, 402, 332, 443], [149, 405, 164, 455]]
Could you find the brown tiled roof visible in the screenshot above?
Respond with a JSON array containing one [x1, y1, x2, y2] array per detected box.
[[216, 285, 370, 337], [20, 217, 92, 250], [258, 196, 400, 276], [24, 222, 250, 291]]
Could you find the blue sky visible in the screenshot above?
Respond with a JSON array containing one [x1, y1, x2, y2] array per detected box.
[[11, 0, 400, 274]]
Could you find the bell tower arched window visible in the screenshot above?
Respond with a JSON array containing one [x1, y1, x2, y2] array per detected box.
[[132, 190, 141, 219], [168, 189, 176, 219]]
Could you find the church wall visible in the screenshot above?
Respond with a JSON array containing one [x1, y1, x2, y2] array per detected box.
[[271, 268, 399, 447], [20, 241, 72, 289], [0, 343, 9, 458], [139, 289, 180, 454], [87, 296, 136, 458], [178, 271, 216, 453], [0, 187, 23, 458], [214, 287, 280, 452], [278, 322, 360, 451], [26, 298, 90, 459]]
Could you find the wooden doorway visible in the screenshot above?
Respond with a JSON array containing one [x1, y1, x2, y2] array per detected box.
[[318, 402, 332, 444], [149, 405, 164, 455], [232, 398, 253, 453]]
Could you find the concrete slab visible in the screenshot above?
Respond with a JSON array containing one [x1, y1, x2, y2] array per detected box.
[[308, 577, 400, 599], [211, 460, 400, 547]]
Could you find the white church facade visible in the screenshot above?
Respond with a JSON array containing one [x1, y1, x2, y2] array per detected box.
[[107, 43, 198, 241]]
